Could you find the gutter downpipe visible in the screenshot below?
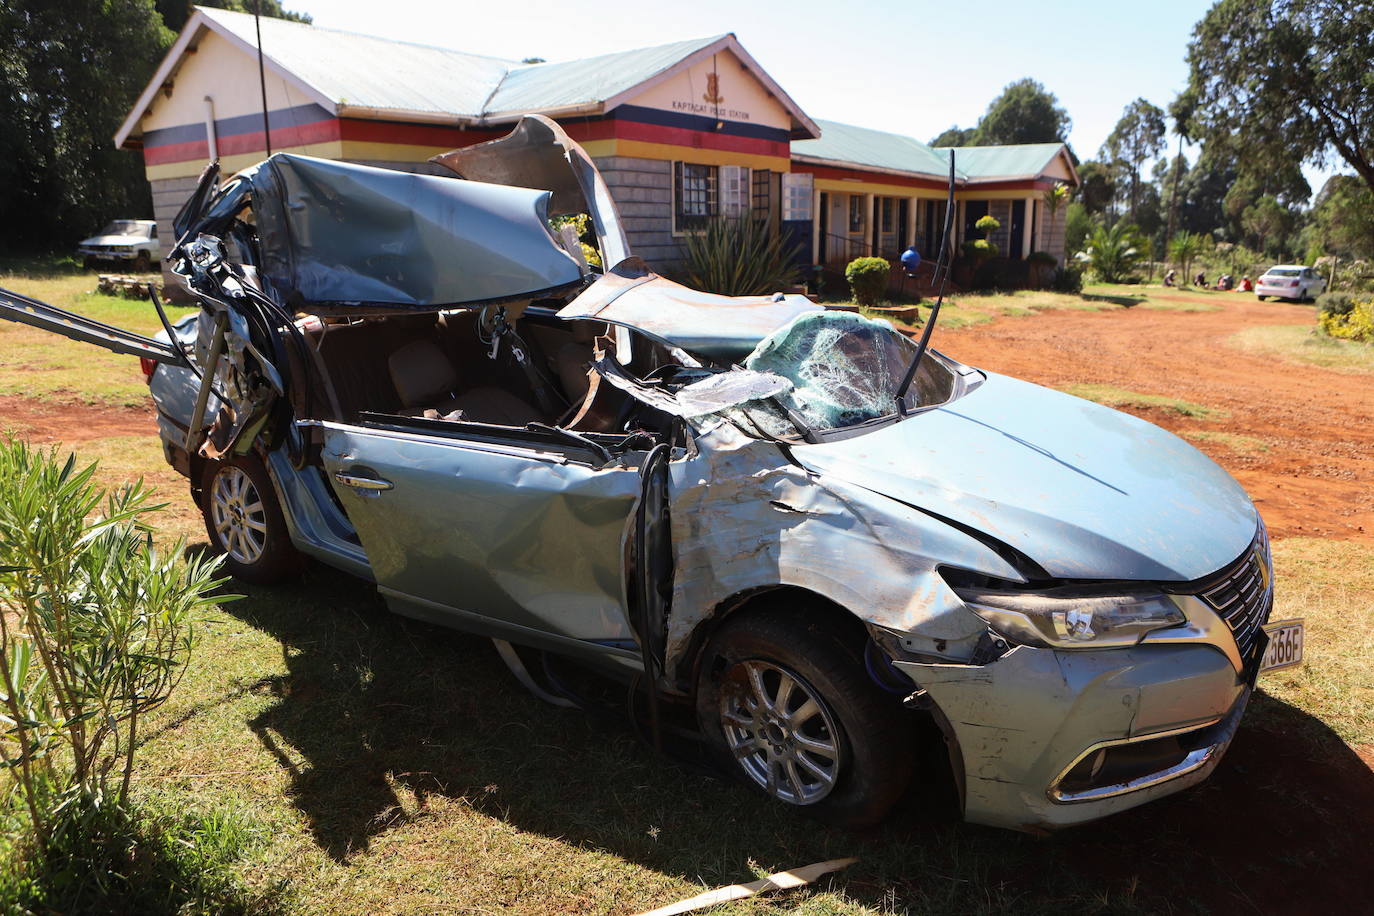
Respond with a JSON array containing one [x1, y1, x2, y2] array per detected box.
[[203, 96, 218, 161]]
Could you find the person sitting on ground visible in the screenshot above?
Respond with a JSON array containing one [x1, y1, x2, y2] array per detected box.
[[1164, 269, 1177, 287], [1239, 275, 1254, 292], [1216, 274, 1233, 291], [1194, 271, 1207, 288]]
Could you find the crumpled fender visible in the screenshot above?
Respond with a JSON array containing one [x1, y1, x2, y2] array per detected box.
[[663, 421, 1025, 678]]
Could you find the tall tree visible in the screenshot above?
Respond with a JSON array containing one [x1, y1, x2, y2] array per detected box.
[[1240, 195, 1293, 255], [973, 78, 1072, 145], [0, 0, 173, 252], [1101, 98, 1166, 221], [1303, 176, 1374, 260], [929, 126, 976, 147], [1183, 0, 1374, 196], [1075, 160, 1117, 216]]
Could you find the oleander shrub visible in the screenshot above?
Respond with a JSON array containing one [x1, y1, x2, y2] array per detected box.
[[1051, 264, 1084, 294], [844, 256, 891, 306]]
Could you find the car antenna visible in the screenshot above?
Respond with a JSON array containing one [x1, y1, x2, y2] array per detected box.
[[896, 150, 956, 415]]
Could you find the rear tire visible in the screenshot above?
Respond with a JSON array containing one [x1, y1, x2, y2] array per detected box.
[[1256, 295, 1267, 301], [695, 601, 915, 828], [200, 455, 303, 584]]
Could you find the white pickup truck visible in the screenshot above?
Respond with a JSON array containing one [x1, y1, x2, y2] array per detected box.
[[76, 219, 162, 272]]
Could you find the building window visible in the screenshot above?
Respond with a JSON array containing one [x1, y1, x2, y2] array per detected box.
[[751, 169, 772, 218], [674, 161, 717, 233], [781, 172, 813, 221], [880, 197, 894, 234], [848, 196, 863, 233]]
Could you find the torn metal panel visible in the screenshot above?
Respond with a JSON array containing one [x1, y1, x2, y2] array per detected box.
[[432, 114, 631, 268], [895, 643, 1245, 830], [793, 371, 1259, 582], [661, 422, 1024, 677], [243, 153, 586, 310], [558, 259, 821, 363]]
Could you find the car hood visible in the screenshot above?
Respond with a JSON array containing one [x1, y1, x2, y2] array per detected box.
[[81, 235, 143, 246], [790, 372, 1257, 582]]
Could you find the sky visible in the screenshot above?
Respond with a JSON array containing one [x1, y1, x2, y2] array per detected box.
[[286, 0, 1336, 199]]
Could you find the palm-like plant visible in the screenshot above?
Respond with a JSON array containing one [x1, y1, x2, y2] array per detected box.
[[1168, 232, 1207, 284], [682, 217, 803, 296], [1074, 222, 1145, 283]]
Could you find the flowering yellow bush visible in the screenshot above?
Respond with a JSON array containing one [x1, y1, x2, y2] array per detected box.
[[1318, 296, 1374, 343]]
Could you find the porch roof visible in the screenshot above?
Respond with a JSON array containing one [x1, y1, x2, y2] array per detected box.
[[791, 119, 1077, 187]]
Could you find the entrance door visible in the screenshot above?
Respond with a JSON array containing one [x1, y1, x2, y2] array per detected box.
[[320, 420, 645, 647], [1010, 200, 1026, 259]]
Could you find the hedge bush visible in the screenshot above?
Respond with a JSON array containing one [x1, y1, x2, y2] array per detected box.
[[1051, 264, 1084, 294], [1318, 294, 1374, 343], [845, 256, 890, 305]]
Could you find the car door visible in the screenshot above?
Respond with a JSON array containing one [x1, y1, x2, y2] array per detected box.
[[318, 415, 652, 658]]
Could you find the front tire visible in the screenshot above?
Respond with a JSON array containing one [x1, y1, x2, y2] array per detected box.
[[132, 253, 152, 272], [695, 602, 915, 828], [200, 455, 302, 584]]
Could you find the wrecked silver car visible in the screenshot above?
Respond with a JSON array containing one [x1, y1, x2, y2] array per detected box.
[[0, 116, 1288, 831]]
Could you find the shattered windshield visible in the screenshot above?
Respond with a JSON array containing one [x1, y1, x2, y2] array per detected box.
[[686, 312, 960, 439]]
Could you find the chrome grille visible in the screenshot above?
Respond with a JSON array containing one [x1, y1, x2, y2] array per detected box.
[[1198, 524, 1273, 661]]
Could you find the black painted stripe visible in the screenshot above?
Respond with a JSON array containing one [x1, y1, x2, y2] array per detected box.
[[610, 104, 790, 142]]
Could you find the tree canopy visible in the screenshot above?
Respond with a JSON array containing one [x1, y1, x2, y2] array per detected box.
[[0, 0, 309, 253], [0, 0, 173, 253], [973, 78, 1072, 146], [928, 78, 1072, 148], [1101, 98, 1166, 220], [1183, 0, 1374, 195]]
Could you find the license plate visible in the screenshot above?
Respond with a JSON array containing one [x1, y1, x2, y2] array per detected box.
[[1259, 619, 1304, 673]]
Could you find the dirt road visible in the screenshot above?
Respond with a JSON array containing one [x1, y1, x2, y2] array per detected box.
[[940, 292, 1374, 543]]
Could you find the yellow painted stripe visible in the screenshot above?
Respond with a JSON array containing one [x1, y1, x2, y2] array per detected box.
[[144, 141, 345, 181], [955, 188, 1041, 201], [611, 139, 791, 171]]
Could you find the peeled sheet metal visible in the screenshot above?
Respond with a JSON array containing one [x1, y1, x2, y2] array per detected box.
[[558, 260, 822, 363], [432, 115, 631, 268], [246, 153, 585, 310]]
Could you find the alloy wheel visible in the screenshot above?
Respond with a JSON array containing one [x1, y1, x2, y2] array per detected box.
[[718, 659, 842, 805], [210, 466, 268, 565]]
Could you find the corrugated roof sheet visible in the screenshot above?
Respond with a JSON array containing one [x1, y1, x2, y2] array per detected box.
[[792, 119, 1067, 184], [484, 35, 726, 115], [934, 143, 1063, 180], [200, 7, 511, 117], [791, 119, 953, 178], [200, 8, 724, 122]]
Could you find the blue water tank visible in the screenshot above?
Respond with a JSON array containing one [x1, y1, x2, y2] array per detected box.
[[900, 246, 921, 275]]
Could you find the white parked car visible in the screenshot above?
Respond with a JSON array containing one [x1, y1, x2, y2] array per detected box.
[[1256, 265, 1325, 302], [76, 219, 162, 272]]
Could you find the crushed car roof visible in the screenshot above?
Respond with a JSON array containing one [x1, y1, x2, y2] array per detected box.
[[241, 154, 586, 311]]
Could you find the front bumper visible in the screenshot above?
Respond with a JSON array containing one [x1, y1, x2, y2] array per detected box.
[[895, 642, 1247, 831], [78, 246, 138, 260]]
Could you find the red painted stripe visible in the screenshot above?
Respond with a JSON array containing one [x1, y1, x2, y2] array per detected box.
[[338, 119, 504, 147], [144, 119, 342, 165], [963, 177, 1056, 191]]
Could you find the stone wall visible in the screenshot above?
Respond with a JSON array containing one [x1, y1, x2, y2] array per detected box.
[[592, 156, 685, 270]]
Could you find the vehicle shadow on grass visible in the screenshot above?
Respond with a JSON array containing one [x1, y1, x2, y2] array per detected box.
[[222, 564, 1374, 914], [1081, 292, 1148, 308]]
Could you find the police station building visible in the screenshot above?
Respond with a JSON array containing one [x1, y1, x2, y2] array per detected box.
[[119, 8, 1079, 285]]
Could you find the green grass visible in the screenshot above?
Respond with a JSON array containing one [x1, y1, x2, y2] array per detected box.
[[1180, 429, 1271, 455], [0, 272, 195, 407], [1062, 383, 1227, 419], [1227, 324, 1374, 374], [1086, 283, 1224, 311]]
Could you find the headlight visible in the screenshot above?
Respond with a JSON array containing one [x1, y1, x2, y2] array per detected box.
[[953, 585, 1185, 649]]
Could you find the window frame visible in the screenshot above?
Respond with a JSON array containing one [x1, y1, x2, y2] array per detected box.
[[673, 161, 719, 236]]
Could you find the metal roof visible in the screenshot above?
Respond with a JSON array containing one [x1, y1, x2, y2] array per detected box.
[[200, 7, 512, 118], [791, 119, 953, 179], [792, 119, 1073, 185], [933, 143, 1066, 181], [484, 35, 727, 117], [119, 10, 818, 144]]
